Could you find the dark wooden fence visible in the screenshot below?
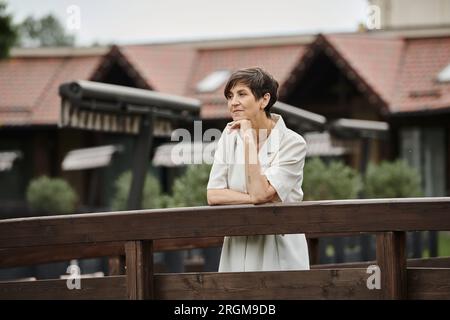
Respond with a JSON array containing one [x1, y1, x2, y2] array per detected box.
[[1, 197, 450, 300]]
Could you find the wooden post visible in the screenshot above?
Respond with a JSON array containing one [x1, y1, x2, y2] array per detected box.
[[108, 256, 125, 276], [376, 232, 407, 299], [125, 240, 154, 300], [307, 238, 320, 265]]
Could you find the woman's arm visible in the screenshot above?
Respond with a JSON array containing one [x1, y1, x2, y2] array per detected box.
[[244, 131, 278, 204], [207, 189, 252, 205]]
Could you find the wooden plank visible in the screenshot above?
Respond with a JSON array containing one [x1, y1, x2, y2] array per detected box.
[[125, 241, 153, 300], [312, 256, 450, 270], [0, 237, 222, 269], [0, 276, 126, 300], [154, 237, 223, 251], [1, 198, 449, 249], [0, 242, 125, 268], [407, 268, 450, 300], [154, 269, 381, 300], [376, 232, 407, 299], [407, 256, 450, 268]]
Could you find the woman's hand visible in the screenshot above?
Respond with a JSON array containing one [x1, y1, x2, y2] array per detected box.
[[227, 119, 253, 136]]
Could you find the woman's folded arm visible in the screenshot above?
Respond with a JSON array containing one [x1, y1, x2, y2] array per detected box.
[[207, 188, 252, 205]]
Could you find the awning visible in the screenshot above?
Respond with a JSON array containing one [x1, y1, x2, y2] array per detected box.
[[62, 145, 123, 171], [152, 142, 218, 167], [303, 132, 348, 157], [0, 151, 22, 172]]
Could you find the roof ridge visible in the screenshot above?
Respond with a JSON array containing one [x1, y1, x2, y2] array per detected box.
[[32, 57, 72, 118]]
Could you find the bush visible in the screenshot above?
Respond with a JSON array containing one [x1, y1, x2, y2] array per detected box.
[[363, 160, 423, 198], [111, 171, 168, 210], [303, 158, 362, 200], [26, 176, 77, 214], [171, 164, 212, 207]]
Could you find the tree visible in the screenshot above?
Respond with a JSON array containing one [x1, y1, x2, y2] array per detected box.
[[111, 171, 170, 211], [26, 176, 78, 215], [170, 164, 212, 207], [302, 157, 362, 200], [17, 14, 75, 47], [0, 1, 18, 58], [363, 160, 423, 198]]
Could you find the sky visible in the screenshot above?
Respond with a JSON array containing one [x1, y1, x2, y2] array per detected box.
[[5, 0, 369, 46]]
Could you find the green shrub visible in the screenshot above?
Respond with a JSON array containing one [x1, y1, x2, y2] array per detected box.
[[363, 160, 422, 198], [111, 171, 167, 210], [26, 176, 77, 214], [303, 158, 362, 200], [171, 164, 212, 207]]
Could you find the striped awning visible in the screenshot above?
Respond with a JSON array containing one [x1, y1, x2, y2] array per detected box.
[[153, 142, 217, 167], [62, 145, 123, 171], [304, 132, 349, 157], [0, 151, 22, 172]]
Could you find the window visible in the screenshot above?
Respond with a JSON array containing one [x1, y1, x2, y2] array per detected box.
[[196, 70, 230, 93], [437, 63, 450, 83]]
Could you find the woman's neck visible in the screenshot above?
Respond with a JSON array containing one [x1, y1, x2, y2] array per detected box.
[[250, 114, 275, 146]]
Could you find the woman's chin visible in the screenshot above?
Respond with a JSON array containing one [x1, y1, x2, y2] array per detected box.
[[231, 114, 246, 121]]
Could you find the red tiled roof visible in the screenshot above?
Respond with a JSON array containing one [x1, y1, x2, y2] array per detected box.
[[189, 45, 307, 119], [325, 34, 405, 107], [1, 31, 450, 126], [121, 44, 197, 96], [297, 33, 450, 114], [0, 55, 103, 125], [391, 37, 450, 113]]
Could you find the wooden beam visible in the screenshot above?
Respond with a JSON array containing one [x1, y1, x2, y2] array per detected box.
[[307, 238, 320, 265], [1, 198, 449, 249], [407, 268, 450, 300], [154, 269, 381, 300], [0, 276, 126, 300], [125, 241, 154, 300], [0, 242, 125, 268], [376, 232, 407, 299]]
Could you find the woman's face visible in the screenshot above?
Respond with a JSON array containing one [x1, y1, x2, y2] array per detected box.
[[226, 83, 266, 121]]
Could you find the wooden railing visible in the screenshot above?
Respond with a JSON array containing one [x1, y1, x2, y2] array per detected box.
[[0, 197, 450, 300]]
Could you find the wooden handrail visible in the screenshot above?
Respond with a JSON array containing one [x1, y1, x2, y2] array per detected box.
[[1, 197, 449, 249], [1, 197, 449, 300]]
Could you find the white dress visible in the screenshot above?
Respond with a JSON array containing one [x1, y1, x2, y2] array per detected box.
[[207, 113, 310, 272]]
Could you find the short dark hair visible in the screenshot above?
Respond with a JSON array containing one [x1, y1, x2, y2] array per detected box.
[[224, 67, 279, 118]]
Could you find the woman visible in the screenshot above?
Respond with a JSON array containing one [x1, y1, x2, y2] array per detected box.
[[206, 67, 310, 272]]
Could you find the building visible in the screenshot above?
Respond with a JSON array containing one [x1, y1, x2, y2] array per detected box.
[[1, 23, 450, 216]]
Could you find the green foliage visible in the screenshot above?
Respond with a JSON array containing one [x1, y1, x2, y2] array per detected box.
[[111, 171, 167, 210], [0, 1, 18, 58], [303, 157, 362, 200], [26, 176, 77, 214], [170, 164, 212, 207], [363, 160, 423, 198], [17, 14, 75, 47]]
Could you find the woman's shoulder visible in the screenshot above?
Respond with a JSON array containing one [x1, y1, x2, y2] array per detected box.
[[282, 128, 307, 148]]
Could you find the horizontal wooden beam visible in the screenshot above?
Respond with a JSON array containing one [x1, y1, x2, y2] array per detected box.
[[407, 268, 450, 300], [0, 276, 127, 300], [0, 242, 125, 268], [2, 267, 449, 300], [154, 269, 381, 300], [1, 198, 449, 249], [311, 257, 450, 270]]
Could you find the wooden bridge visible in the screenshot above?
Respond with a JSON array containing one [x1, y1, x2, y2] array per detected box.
[[0, 197, 449, 299]]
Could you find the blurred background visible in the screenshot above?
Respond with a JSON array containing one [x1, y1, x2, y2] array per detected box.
[[1, 0, 450, 280]]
